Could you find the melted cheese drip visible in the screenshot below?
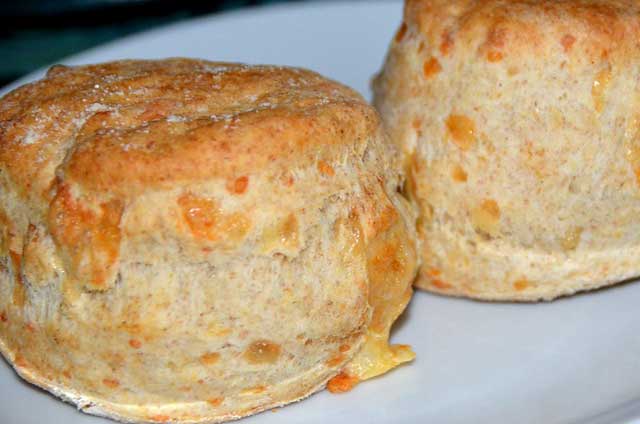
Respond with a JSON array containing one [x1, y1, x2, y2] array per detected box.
[[48, 184, 124, 292], [338, 208, 417, 384]]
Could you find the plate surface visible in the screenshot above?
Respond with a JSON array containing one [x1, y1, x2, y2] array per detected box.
[[2, 1, 640, 423]]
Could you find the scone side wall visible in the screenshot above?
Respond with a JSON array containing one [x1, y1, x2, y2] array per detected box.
[[374, 0, 640, 301], [0, 59, 418, 422]]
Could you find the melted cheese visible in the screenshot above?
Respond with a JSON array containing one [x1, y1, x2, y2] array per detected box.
[[48, 184, 124, 291], [344, 329, 415, 381], [330, 208, 417, 389]]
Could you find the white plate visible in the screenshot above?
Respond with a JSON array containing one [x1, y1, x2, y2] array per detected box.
[[2, 1, 640, 423]]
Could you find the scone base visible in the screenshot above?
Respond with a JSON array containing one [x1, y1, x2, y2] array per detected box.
[[0, 336, 335, 424]]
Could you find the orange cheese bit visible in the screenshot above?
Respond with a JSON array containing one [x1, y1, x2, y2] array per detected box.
[[327, 372, 359, 394], [227, 175, 249, 195], [372, 205, 397, 233], [561, 34, 576, 52], [395, 22, 408, 42], [207, 397, 224, 407], [244, 340, 281, 364], [326, 354, 346, 368], [13, 355, 28, 368], [317, 160, 335, 176], [241, 385, 267, 395], [480, 199, 500, 219], [200, 352, 221, 365], [432, 279, 452, 290], [445, 114, 476, 150], [102, 378, 120, 389], [592, 68, 611, 113], [279, 214, 299, 247], [426, 268, 441, 278], [129, 339, 142, 349], [452, 165, 468, 182], [261, 213, 300, 254], [487, 51, 503, 62], [440, 30, 454, 55], [561, 227, 583, 251], [9, 250, 25, 307], [513, 279, 529, 291], [423, 57, 442, 79], [178, 194, 220, 240], [412, 118, 423, 137], [471, 198, 501, 236], [48, 184, 123, 290], [281, 174, 295, 187], [178, 193, 250, 243]]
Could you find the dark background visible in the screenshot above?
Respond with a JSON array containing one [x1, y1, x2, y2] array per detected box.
[[1, 0, 301, 87]]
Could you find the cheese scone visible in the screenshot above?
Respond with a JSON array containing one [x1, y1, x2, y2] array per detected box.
[[374, 0, 640, 301], [0, 59, 418, 423]]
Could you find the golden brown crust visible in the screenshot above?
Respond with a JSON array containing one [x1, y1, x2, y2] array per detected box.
[[405, 0, 640, 64], [0, 59, 374, 200]]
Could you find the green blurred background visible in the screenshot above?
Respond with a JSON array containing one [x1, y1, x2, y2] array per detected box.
[[1, 0, 300, 87]]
